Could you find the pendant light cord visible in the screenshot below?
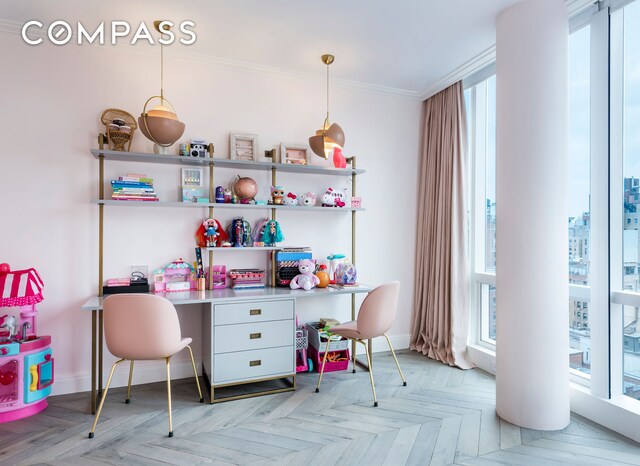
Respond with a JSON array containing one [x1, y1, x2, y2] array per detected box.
[[160, 41, 164, 104], [326, 62, 330, 122]]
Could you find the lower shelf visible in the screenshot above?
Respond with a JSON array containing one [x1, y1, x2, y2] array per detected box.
[[203, 368, 295, 403]]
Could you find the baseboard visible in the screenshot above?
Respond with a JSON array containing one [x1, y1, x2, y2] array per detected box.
[[52, 359, 202, 396]]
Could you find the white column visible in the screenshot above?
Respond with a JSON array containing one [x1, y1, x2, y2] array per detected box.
[[495, 0, 569, 430]]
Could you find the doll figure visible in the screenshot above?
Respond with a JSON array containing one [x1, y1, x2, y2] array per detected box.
[[252, 218, 269, 246], [262, 219, 284, 246], [195, 218, 228, 248], [215, 186, 225, 203], [203, 218, 219, 247], [270, 186, 285, 205], [223, 188, 233, 203], [228, 217, 251, 247]]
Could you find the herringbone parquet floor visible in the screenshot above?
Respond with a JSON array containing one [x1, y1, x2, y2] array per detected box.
[[1, 351, 640, 465]]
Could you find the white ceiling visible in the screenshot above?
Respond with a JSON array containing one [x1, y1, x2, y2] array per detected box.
[[0, 0, 527, 98]]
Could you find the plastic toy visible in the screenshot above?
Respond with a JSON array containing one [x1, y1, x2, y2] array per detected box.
[[320, 188, 346, 207], [284, 192, 298, 206], [228, 217, 251, 247], [157, 258, 195, 292], [210, 265, 226, 289], [252, 218, 269, 246], [270, 186, 285, 205], [315, 264, 330, 288], [299, 192, 317, 207], [223, 188, 232, 203], [232, 175, 258, 204], [215, 186, 225, 203], [290, 259, 320, 291], [0, 264, 53, 423], [336, 261, 357, 285], [333, 147, 347, 169], [327, 253, 346, 284], [195, 218, 228, 248], [262, 219, 284, 246]]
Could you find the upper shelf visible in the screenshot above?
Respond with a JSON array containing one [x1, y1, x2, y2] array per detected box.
[[90, 149, 365, 176], [92, 200, 364, 212]]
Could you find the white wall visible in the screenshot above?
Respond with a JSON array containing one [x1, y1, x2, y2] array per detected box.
[[0, 31, 421, 394]]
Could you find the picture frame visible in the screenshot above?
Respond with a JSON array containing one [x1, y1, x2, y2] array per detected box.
[[181, 167, 204, 187], [230, 133, 258, 161], [280, 143, 309, 166]]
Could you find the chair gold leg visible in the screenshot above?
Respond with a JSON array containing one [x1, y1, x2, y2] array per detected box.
[[315, 337, 332, 393], [383, 334, 406, 386], [358, 340, 377, 407], [352, 341, 357, 374], [125, 360, 134, 403], [166, 357, 173, 438], [88, 358, 125, 438], [186, 345, 204, 403]]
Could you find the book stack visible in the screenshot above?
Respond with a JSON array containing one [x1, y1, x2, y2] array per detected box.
[[111, 174, 158, 201], [228, 269, 265, 290]]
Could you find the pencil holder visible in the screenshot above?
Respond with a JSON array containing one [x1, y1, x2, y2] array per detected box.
[[197, 278, 206, 291]]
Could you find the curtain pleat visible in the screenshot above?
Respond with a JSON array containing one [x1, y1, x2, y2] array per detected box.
[[410, 81, 473, 369]]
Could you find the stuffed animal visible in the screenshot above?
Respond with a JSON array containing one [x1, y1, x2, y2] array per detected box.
[[299, 192, 317, 207], [195, 218, 228, 247], [290, 259, 320, 291], [320, 187, 346, 207], [284, 192, 298, 206], [262, 219, 284, 246], [270, 186, 285, 205]]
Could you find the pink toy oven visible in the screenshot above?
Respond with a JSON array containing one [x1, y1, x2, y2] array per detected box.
[[0, 266, 54, 423]]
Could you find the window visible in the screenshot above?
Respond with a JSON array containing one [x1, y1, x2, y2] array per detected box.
[[466, 71, 497, 345], [568, 23, 591, 376]]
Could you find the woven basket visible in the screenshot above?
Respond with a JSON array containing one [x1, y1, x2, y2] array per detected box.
[[101, 108, 137, 151]]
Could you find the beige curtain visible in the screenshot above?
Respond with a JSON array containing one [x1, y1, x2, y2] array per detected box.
[[410, 81, 473, 369]]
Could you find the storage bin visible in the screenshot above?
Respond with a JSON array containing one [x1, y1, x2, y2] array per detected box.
[[308, 345, 350, 373], [306, 322, 349, 352]]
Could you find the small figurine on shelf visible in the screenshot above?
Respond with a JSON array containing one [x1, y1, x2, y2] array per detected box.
[[228, 217, 251, 247], [299, 192, 317, 207], [262, 219, 284, 246], [284, 192, 298, 206], [215, 186, 225, 203], [195, 218, 228, 248], [320, 187, 346, 207], [223, 188, 233, 203], [333, 147, 347, 169], [270, 186, 285, 205], [252, 218, 269, 247], [290, 259, 320, 291]]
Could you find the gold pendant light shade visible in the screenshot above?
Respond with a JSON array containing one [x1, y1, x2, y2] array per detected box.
[[309, 54, 345, 159], [139, 21, 185, 148]]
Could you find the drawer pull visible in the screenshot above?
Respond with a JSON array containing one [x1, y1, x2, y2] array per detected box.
[[250, 309, 262, 316], [250, 332, 262, 340], [249, 360, 262, 367]]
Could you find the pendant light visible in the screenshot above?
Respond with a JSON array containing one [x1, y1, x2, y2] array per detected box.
[[309, 54, 345, 159], [138, 20, 185, 153]]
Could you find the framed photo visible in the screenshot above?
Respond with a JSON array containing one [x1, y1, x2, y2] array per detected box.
[[230, 133, 258, 161], [181, 167, 204, 187], [280, 143, 309, 166]]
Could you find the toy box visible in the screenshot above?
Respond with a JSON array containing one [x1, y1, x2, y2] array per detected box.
[[306, 321, 349, 352], [308, 346, 350, 373], [274, 250, 313, 287]]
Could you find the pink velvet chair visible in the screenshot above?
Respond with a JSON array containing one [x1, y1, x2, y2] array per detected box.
[[89, 294, 203, 438], [315, 281, 406, 406]]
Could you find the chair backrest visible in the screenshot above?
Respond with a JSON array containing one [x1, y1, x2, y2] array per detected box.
[[356, 281, 400, 339], [103, 294, 182, 360]]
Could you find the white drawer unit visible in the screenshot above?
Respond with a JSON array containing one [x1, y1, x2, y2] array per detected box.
[[214, 299, 294, 326], [203, 298, 297, 403], [214, 320, 294, 354], [213, 346, 295, 383]]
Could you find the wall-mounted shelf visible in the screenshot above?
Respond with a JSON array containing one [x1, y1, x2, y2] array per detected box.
[[92, 200, 364, 212], [91, 149, 365, 176], [203, 247, 281, 252]]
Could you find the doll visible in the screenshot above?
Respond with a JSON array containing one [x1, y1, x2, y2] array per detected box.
[[252, 218, 269, 246], [270, 186, 285, 205], [195, 218, 228, 248], [228, 217, 251, 247], [262, 219, 284, 246]]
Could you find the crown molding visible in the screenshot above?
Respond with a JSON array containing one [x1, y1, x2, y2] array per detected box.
[[0, 17, 421, 101]]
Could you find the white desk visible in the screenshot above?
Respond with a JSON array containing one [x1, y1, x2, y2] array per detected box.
[[81, 285, 372, 413]]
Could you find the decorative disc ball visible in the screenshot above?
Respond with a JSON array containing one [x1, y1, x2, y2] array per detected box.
[[0, 263, 10, 274], [234, 177, 258, 199]]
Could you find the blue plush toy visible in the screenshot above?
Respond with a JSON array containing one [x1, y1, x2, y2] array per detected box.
[[262, 219, 284, 246]]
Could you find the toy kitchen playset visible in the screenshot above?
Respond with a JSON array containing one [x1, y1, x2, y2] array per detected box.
[[0, 264, 54, 423]]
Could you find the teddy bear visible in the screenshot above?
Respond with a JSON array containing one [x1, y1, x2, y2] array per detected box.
[[299, 192, 317, 207], [290, 259, 320, 291]]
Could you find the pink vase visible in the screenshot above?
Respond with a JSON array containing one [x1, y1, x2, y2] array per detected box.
[[333, 147, 346, 169]]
